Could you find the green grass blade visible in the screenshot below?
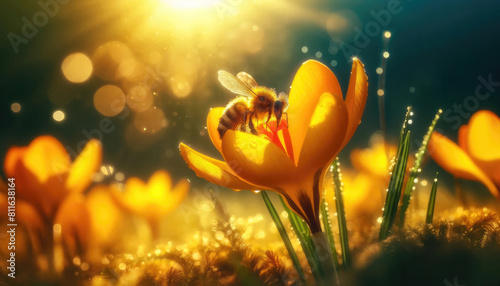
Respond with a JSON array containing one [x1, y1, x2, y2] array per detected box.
[[426, 173, 439, 224], [279, 196, 324, 284], [399, 109, 442, 227], [261, 191, 306, 283], [320, 196, 339, 269], [332, 159, 351, 269], [379, 108, 412, 241]]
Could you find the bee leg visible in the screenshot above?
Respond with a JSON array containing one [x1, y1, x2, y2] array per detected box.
[[266, 112, 272, 130], [248, 114, 258, 135], [284, 112, 289, 126], [239, 111, 249, 132]]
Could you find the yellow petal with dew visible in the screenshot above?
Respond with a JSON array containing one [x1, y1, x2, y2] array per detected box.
[[297, 92, 348, 174], [341, 58, 369, 150], [287, 60, 342, 165], [180, 143, 260, 190]]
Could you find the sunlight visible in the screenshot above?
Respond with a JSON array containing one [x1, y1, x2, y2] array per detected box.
[[160, 0, 218, 9]]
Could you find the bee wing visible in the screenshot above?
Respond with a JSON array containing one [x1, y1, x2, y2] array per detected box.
[[218, 70, 257, 98], [236, 72, 258, 89]]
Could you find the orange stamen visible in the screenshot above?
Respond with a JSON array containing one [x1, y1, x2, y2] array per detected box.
[[257, 120, 294, 162]]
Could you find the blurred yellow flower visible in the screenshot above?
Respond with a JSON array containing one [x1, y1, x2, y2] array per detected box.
[[54, 194, 91, 259], [180, 59, 368, 233], [428, 110, 500, 198], [112, 170, 189, 239], [86, 186, 127, 255], [350, 138, 396, 181], [3, 136, 102, 220], [347, 141, 394, 216]]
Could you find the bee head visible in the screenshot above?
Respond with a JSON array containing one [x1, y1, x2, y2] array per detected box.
[[274, 92, 289, 125]]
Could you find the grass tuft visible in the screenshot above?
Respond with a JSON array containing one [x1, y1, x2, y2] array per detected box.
[[425, 173, 439, 224], [399, 109, 442, 226], [379, 107, 412, 241], [332, 159, 351, 269]]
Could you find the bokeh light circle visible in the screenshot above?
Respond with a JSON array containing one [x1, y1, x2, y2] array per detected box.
[[94, 85, 126, 116], [53, 110, 65, 121], [61, 53, 93, 83], [134, 107, 167, 134], [11, 103, 21, 113], [126, 85, 154, 112]]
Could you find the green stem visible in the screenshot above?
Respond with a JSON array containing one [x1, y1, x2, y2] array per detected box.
[[279, 196, 324, 284], [426, 173, 439, 224], [332, 159, 351, 269], [311, 231, 339, 286], [261, 191, 306, 283]]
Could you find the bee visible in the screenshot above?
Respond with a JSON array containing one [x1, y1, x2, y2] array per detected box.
[[217, 70, 288, 139]]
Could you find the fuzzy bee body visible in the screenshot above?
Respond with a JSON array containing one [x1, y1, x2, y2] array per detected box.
[[217, 97, 250, 137], [217, 71, 288, 139]]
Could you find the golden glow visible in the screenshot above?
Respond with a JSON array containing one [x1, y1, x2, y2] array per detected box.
[[62, 52, 93, 83]]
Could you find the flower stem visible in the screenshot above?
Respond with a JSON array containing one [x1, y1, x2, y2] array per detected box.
[[279, 196, 324, 285], [426, 173, 439, 224], [311, 231, 339, 286], [261, 191, 306, 283]]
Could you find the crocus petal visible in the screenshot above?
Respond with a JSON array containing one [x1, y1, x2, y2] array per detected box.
[[458, 124, 470, 152], [351, 141, 395, 179], [22, 136, 71, 183], [297, 92, 348, 174], [123, 177, 148, 209], [66, 139, 102, 194], [221, 130, 297, 188], [86, 186, 125, 250], [341, 58, 369, 150], [466, 110, 500, 185], [4, 146, 26, 177], [148, 170, 173, 201], [207, 107, 225, 154], [180, 143, 260, 190], [287, 60, 343, 165], [54, 194, 91, 256], [428, 132, 499, 198], [10, 136, 70, 217]]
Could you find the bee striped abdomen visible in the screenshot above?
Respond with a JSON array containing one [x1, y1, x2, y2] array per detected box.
[[217, 99, 249, 139]]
